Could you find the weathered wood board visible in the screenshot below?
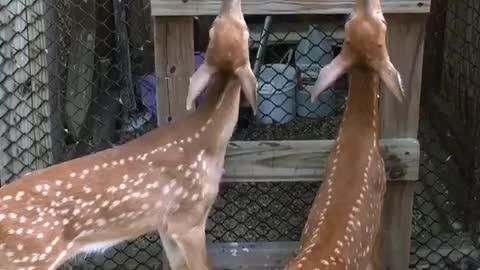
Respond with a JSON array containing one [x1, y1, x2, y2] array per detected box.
[[0, 0, 52, 184], [154, 17, 194, 126], [151, 0, 431, 16], [378, 14, 426, 270], [249, 21, 344, 48], [380, 14, 426, 138], [223, 139, 419, 182]]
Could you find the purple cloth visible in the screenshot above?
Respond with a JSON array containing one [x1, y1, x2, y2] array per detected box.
[[194, 52, 205, 71], [138, 73, 158, 117], [137, 52, 205, 116]]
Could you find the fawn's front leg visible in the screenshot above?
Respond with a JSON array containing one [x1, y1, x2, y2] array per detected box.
[[172, 224, 210, 270], [160, 232, 189, 270], [166, 205, 212, 270]]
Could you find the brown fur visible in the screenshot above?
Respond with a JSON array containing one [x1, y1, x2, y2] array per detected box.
[[186, 0, 257, 115], [206, 16, 249, 72], [0, 73, 241, 270], [283, 1, 404, 269]]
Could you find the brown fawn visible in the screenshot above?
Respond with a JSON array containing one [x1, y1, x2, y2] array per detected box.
[[187, 0, 257, 115], [0, 0, 257, 268], [284, 0, 404, 269], [0, 74, 252, 269]]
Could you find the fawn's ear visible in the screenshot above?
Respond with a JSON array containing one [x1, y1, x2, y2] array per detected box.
[[235, 64, 258, 115], [186, 63, 217, 111], [375, 59, 405, 103], [310, 53, 352, 102]]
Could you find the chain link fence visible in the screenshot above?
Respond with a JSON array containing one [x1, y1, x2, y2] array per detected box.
[[0, 0, 479, 269], [415, 0, 480, 269]]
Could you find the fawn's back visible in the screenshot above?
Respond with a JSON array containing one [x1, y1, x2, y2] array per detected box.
[[0, 74, 244, 270]]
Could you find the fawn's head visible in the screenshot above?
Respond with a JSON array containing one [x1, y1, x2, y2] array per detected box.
[[209, 0, 248, 60], [186, 0, 257, 115], [310, 0, 404, 103]]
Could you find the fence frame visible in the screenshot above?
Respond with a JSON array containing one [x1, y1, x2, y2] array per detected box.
[[150, 1, 429, 269]]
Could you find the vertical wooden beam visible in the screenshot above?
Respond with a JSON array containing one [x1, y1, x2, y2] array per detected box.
[[153, 16, 194, 126], [379, 14, 427, 270], [153, 16, 194, 267], [0, 0, 53, 184], [153, 17, 169, 126], [381, 14, 426, 138], [26, 0, 53, 170], [0, 0, 27, 184]]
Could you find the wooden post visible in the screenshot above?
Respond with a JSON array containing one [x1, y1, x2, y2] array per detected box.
[[25, 0, 53, 170], [0, 0, 53, 184], [153, 16, 194, 126], [150, 0, 431, 16], [379, 14, 426, 270]]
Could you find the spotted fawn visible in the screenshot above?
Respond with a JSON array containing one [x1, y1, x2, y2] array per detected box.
[[0, 71, 251, 270], [284, 0, 404, 269]]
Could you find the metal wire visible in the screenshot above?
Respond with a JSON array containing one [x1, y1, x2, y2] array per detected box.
[[0, 0, 478, 269]]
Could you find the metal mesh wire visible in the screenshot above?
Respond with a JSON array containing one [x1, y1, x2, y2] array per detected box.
[[0, 0, 479, 269], [413, 0, 480, 269]]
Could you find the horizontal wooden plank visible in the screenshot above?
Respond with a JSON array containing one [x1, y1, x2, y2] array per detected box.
[[248, 21, 345, 48], [205, 234, 477, 270], [208, 241, 297, 270], [223, 139, 419, 182], [151, 0, 431, 16]]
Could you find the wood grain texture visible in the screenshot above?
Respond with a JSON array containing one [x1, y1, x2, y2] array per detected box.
[[151, 0, 431, 16], [223, 139, 419, 182], [378, 15, 427, 270], [154, 17, 169, 126], [154, 17, 194, 126], [380, 181, 416, 270], [380, 14, 426, 138], [26, 0, 53, 171], [0, 0, 53, 184]]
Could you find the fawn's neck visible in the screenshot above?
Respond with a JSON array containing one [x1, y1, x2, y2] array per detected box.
[[338, 68, 380, 143], [137, 75, 240, 160], [186, 75, 241, 154]]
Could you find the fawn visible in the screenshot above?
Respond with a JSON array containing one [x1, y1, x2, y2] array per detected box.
[[0, 72, 250, 270], [0, 0, 258, 268], [284, 0, 404, 269]]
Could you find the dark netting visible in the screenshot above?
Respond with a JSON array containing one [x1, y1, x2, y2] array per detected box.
[[413, 0, 480, 269], [230, 15, 346, 141], [0, 0, 479, 269]]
